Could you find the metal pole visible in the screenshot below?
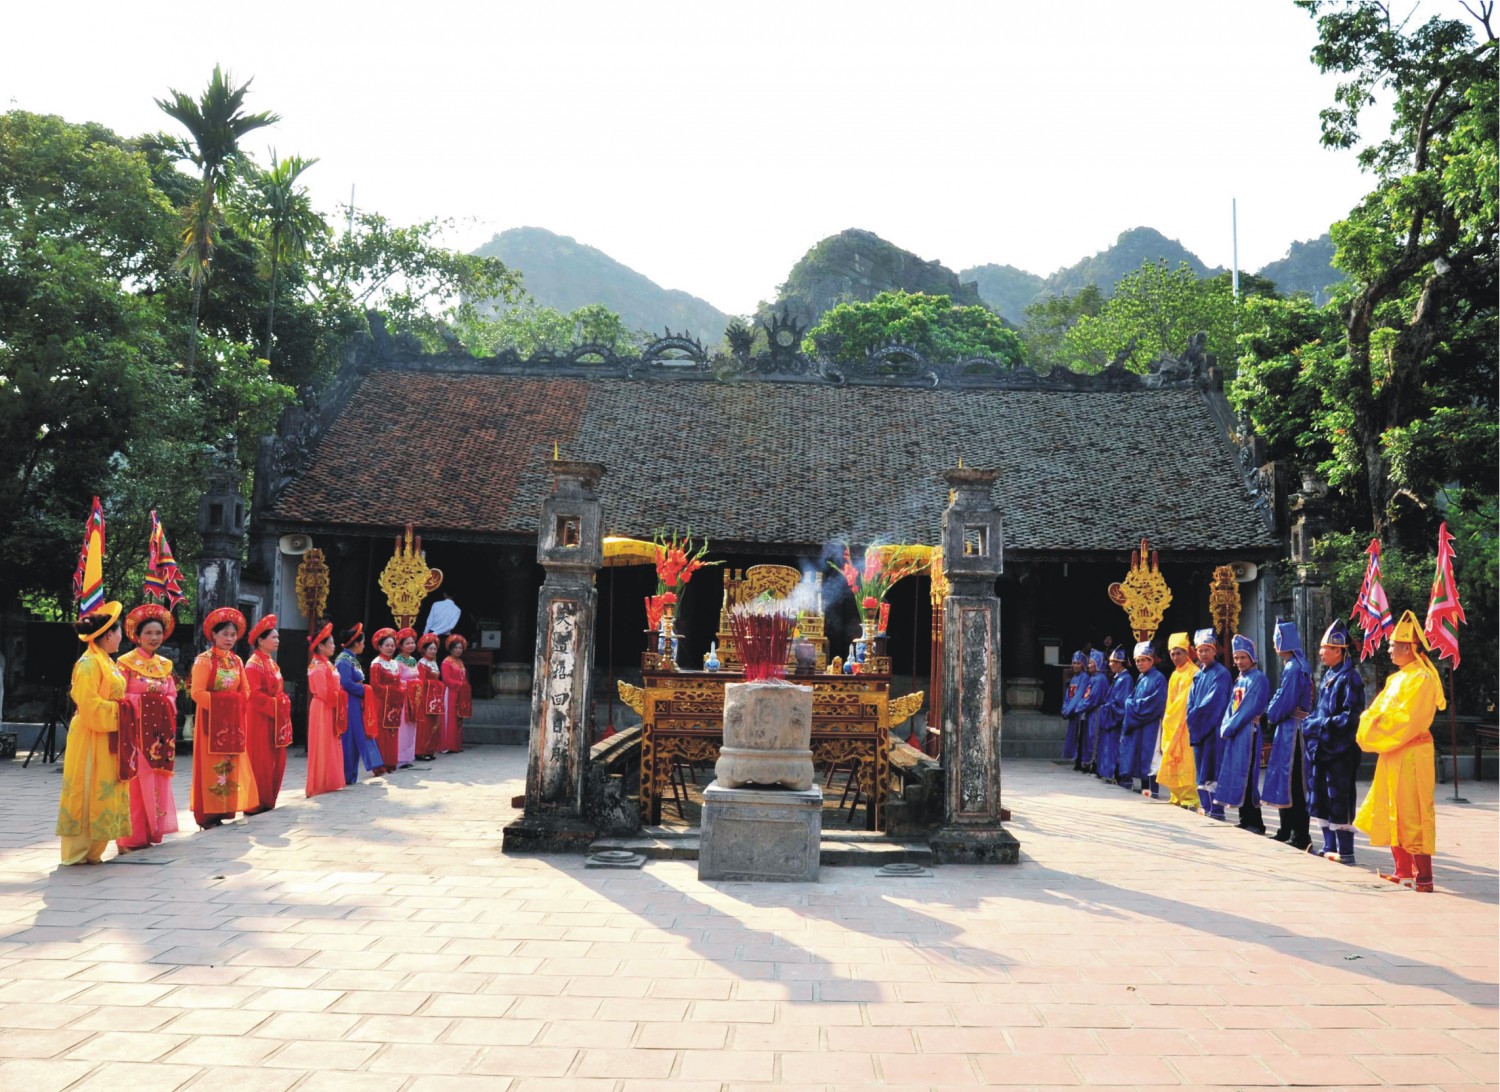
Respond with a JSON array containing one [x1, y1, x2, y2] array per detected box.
[[1448, 661, 1464, 802], [1230, 198, 1242, 300]]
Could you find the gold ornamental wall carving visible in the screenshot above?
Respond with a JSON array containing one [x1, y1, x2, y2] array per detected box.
[[1107, 537, 1173, 641], [378, 524, 444, 629]]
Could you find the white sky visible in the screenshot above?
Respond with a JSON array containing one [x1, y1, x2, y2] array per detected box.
[[9, 0, 1379, 314]]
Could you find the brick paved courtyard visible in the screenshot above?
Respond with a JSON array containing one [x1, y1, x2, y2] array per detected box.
[[1, 745, 1495, 1090]]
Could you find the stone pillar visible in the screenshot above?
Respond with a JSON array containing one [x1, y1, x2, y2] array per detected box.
[[931, 468, 1020, 864], [194, 444, 247, 650], [503, 460, 605, 853]]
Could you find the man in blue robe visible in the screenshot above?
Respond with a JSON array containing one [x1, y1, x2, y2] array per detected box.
[[1263, 619, 1315, 849], [1186, 628, 1232, 819], [1123, 641, 1168, 795], [1097, 647, 1132, 783], [1216, 634, 1270, 834], [1061, 651, 1086, 768], [1078, 650, 1109, 773], [1303, 620, 1367, 863]]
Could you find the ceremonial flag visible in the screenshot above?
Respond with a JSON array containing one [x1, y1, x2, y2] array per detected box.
[[72, 497, 106, 618], [144, 510, 186, 608], [1350, 537, 1394, 662], [1424, 521, 1465, 668]]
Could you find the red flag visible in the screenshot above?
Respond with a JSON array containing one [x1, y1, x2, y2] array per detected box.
[[144, 510, 186, 608], [1424, 521, 1465, 669], [1350, 538, 1394, 663]]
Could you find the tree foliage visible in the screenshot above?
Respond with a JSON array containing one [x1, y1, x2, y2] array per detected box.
[[803, 291, 1024, 366], [456, 299, 641, 357]]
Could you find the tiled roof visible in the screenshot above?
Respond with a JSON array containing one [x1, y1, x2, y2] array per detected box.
[[268, 371, 1278, 554]]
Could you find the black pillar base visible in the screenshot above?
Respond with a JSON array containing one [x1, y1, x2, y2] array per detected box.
[[930, 825, 1021, 865], [502, 816, 597, 854]]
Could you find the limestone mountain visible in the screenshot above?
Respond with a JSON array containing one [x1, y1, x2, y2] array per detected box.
[[963, 227, 1224, 322], [473, 227, 732, 344], [1255, 233, 1343, 304], [763, 229, 988, 329]]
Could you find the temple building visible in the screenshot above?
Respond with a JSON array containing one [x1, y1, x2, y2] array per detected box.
[[243, 317, 1292, 748]]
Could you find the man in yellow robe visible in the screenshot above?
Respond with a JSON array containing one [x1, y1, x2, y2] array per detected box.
[[1354, 610, 1443, 892], [1156, 632, 1199, 809]]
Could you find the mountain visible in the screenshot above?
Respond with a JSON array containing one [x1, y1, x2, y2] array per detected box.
[[962, 227, 1224, 321], [473, 227, 732, 343], [764, 228, 988, 329], [1255, 233, 1343, 304]]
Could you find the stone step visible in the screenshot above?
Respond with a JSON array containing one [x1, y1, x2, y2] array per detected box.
[[588, 830, 934, 866]]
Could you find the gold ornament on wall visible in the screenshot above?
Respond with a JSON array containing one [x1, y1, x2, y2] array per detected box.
[[378, 523, 444, 629], [1107, 537, 1173, 641], [1209, 565, 1242, 648], [295, 549, 330, 623]]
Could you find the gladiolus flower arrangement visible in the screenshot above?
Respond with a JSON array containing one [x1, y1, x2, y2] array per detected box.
[[830, 544, 926, 628], [653, 530, 720, 598], [728, 602, 796, 682]]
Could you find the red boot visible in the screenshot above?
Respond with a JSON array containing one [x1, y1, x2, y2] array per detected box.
[[1380, 847, 1414, 884], [1412, 853, 1434, 893]]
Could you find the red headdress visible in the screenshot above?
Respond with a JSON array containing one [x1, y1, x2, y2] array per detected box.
[[394, 627, 418, 646], [246, 613, 278, 649], [342, 622, 365, 649], [202, 606, 247, 643], [125, 603, 175, 643], [445, 633, 467, 652], [417, 632, 440, 654], [371, 627, 398, 651], [307, 621, 334, 651]]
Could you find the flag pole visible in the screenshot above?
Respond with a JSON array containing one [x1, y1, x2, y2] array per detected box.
[[1447, 661, 1465, 803]]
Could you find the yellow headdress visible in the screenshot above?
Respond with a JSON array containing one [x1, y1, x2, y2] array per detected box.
[[1391, 609, 1446, 710], [1168, 632, 1190, 653]]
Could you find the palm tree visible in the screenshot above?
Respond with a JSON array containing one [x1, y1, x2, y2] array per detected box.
[[235, 151, 325, 360], [156, 65, 280, 377]]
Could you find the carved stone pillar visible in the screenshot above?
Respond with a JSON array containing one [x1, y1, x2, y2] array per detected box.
[[931, 468, 1020, 864], [1289, 484, 1332, 650], [503, 460, 605, 853]]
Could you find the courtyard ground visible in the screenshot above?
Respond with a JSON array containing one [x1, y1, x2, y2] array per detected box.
[[1, 744, 1495, 1091]]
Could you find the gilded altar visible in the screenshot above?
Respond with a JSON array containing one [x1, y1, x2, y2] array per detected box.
[[622, 670, 920, 830]]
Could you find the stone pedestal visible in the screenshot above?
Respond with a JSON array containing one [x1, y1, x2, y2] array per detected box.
[[714, 681, 814, 790], [1004, 676, 1044, 711], [699, 782, 822, 882]]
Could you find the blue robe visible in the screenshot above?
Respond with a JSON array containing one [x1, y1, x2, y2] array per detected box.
[[1096, 670, 1132, 781], [1261, 657, 1314, 808], [336, 651, 385, 782], [1061, 669, 1086, 760], [1303, 657, 1366, 823], [1215, 668, 1269, 808], [1186, 660, 1232, 800], [1078, 670, 1108, 764], [1122, 668, 1167, 781]]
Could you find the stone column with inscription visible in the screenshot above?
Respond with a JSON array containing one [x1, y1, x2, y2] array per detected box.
[[930, 468, 1020, 864], [503, 460, 605, 853]]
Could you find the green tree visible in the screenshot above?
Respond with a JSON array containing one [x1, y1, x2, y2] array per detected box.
[[1058, 260, 1256, 372], [0, 111, 179, 609], [232, 151, 325, 360], [306, 210, 522, 350], [1020, 284, 1104, 368], [457, 299, 640, 357], [1293, 0, 1498, 536], [803, 291, 1024, 366], [156, 65, 279, 376]]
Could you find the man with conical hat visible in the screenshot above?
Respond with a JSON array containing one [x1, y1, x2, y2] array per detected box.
[[1215, 635, 1270, 834], [1355, 610, 1443, 891], [1156, 633, 1199, 809], [1122, 641, 1168, 796], [1061, 650, 1088, 769], [1303, 619, 1366, 863], [1262, 619, 1316, 849], [1186, 628, 1233, 819]]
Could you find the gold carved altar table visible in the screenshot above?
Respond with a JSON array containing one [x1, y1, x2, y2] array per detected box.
[[631, 669, 914, 830]]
